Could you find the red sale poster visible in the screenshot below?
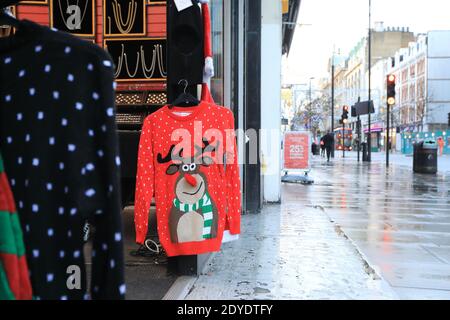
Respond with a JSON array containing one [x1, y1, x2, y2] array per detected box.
[[284, 132, 310, 170]]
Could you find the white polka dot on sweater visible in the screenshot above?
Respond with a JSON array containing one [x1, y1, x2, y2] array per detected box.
[[75, 102, 83, 110], [68, 144, 76, 152]]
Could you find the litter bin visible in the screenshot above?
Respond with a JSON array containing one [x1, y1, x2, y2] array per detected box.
[[312, 143, 320, 156], [413, 140, 438, 174], [361, 142, 369, 162]]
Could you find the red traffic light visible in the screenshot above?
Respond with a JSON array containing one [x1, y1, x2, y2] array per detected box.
[[343, 105, 349, 111], [387, 74, 396, 105], [387, 74, 396, 83]]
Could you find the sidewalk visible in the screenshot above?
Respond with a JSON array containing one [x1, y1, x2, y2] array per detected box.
[[306, 154, 450, 299], [185, 186, 397, 300]]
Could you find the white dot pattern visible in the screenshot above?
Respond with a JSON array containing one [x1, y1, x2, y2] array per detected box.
[[0, 24, 124, 300]]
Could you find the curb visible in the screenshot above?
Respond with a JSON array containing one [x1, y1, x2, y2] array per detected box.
[[162, 252, 217, 300]]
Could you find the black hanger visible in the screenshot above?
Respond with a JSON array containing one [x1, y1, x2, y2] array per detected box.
[[170, 79, 200, 108], [0, 6, 20, 29]]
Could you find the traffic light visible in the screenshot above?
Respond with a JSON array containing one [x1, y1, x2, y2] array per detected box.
[[341, 105, 349, 124], [448, 112, 450, 127], [387, 74, 396, 105]]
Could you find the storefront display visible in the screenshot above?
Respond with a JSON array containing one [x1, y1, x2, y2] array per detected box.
[[103, 0, 146, 37], [0, 0, 247, 298], [0, 8, 125, 299], [105, 38, 167, 82]]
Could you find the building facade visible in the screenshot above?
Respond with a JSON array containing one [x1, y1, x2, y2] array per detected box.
[[388, 31, 450, 133], [327, 24, 416, 151]]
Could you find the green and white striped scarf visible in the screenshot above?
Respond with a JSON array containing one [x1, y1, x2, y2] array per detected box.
[[173, 193, 214, 239]]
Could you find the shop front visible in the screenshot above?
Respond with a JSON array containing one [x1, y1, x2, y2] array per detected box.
[[364, 124, 383, 152], [2, 1, 290, 299], [401, 130, 450, 155]]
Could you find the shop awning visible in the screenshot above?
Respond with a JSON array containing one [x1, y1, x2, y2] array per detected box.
[[282, 0, 301, 56], [363, 126, 384, 133]]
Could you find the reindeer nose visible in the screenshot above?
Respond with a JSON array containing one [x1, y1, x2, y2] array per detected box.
[[184, 174, 197, 187]]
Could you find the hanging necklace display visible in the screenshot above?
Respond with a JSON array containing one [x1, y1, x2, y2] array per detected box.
[[105, 38, 167, 82], [140, 44, 166, 79], [111, 0, 137, 35], [50, 0, 95, 37], [140, 45, 157, 79], [103, 0, 145, 37], [124, 49, 140, 78]]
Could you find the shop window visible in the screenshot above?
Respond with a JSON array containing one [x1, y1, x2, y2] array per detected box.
[[210, 0, 224, 105]]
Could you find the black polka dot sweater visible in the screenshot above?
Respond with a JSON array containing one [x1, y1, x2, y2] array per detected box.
[[0, 20, 125, 300]]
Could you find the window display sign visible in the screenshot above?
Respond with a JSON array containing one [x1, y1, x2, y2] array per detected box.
[[283, 132, 310, 171], [50, 0, 95, 37], [104, 38, 167, 82], [103, 0, 146, 37]]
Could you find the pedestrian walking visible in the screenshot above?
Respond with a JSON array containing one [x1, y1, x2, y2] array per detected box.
[[437, 137, 445, 156], [320, 136, 326, 157], [323, 132, 334, 162]]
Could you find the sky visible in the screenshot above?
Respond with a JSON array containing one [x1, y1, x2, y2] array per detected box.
[[284, 0, 450, 85]]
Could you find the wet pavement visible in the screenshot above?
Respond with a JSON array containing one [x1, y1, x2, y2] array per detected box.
[[303, 152, 450, 299], [185, 187, 396, 300]]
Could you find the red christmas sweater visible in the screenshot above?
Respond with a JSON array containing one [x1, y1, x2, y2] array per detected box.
[[134, 101, 241, 256]]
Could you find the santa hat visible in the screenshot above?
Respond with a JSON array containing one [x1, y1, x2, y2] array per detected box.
[[199, 0, 215, 103]]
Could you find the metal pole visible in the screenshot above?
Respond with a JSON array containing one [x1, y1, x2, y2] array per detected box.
[[331, 64, 335, 158], [343, 121, 346, 158], [387, 102, 390, 167], [368, 0, 372, 162], [357, 116, 361, 162]]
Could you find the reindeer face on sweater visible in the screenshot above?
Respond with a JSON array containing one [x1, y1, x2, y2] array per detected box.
[[157, 139, 217, 205], [172, 162, 207, 205]]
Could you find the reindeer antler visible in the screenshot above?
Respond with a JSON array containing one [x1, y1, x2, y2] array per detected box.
[[195, 139, 220, 163], [157, 145, 183, 164]]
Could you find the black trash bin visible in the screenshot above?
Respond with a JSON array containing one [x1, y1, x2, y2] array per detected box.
[[312, 143, 320, 156], [361, 142, 369, 162], [413, 140, 438, 174]]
